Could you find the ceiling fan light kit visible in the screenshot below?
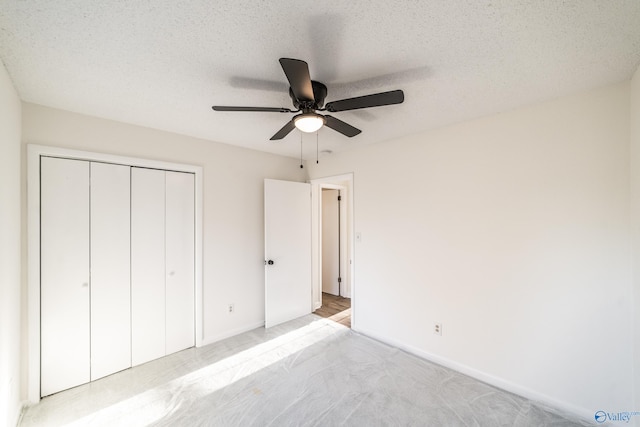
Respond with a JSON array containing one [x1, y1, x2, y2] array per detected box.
[[212, 58, 405, 141], [294, 113, 325, 133]]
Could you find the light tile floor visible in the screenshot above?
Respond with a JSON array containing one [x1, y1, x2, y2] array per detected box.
[[20, 315, 590, 426]]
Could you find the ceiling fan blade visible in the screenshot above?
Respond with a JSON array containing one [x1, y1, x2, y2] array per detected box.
[[270, 119, 296, 140], [324, 115, 361, 137], [279, 58, 315, 103], [324, 89, 404, 112], [212, 106, 293, 113]]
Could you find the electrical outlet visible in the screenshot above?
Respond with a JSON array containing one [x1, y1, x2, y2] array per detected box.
[[434, 322, 442, 336], [228, 303, 235, 314]]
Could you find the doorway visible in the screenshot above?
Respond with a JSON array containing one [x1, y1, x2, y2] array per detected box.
[[322, 189, 341, 297], [310, 174, 354, 329], [314, 292, 351, 327]]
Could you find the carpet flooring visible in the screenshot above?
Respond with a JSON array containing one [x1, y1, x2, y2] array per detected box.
[[20, 315, 590, 426]]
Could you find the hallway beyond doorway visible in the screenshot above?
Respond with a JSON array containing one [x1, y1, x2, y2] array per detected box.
[[314, 292, 351, 328]]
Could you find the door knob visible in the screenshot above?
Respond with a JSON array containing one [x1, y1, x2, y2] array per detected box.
[[267, 260, 274, 265]]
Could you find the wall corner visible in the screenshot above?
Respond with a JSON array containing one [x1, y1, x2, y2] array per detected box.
[[630, 64, 640, 423]]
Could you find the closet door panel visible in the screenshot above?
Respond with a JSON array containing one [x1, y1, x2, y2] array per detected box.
[[165, 171, 195, 354], [131, 168, 166, 366], [90, 162, 131, 380], [41, 157, 90, 396]]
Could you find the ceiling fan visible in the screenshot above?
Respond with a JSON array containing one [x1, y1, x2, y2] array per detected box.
[[212, 58, 405, 140]]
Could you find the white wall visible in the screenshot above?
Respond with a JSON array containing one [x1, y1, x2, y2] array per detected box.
[[631, 65, 640, 424], [307, 83, 634, 419], [0, 61, 22, 427], [21, 103, 306, 351]]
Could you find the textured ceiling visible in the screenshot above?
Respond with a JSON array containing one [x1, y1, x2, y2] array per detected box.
[[1, 1, 640, 159]]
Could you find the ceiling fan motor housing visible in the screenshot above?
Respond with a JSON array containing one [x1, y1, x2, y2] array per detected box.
[[289, 81, 327, 109]]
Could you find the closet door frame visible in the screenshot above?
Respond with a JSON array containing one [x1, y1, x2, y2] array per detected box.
[[27, 144, 204, 404]]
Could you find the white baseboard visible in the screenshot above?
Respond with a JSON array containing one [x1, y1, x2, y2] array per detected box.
[[355, 327, 594, 424], [199, 320, 265, 347]]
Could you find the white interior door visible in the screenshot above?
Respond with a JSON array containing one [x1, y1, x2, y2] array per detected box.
[[41, 157, 90, 396], [264, 179, 312, 328], [131, 167, 166, 366], [322, 189, 340, 296], [165, 171, 195, 354], [90, 162, 131, 380]]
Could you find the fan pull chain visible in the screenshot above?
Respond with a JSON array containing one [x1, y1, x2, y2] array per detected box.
[[316, 131, 319, 164], [300, 133, 304, 169]]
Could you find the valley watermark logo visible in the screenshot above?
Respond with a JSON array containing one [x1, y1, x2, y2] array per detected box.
[[595, 410, 640, 423]]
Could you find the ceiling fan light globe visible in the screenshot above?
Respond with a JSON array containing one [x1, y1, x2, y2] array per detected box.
[[294, 114, 325, 133]]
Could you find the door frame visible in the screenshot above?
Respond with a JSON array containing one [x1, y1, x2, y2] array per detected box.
[[310, 173, 354, 324], [27, 144, 204, 403]]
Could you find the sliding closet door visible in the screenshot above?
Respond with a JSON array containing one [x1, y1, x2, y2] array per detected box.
[[90, 162, 131, 380], [131, 168, 166, 366], [165, 171, 195, 354], [41, 157, 90, 396]]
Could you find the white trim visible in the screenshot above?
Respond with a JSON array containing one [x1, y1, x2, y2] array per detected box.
[[317, 183, 346, 190], [27, 144, 204, 403], [200, 321, 266, 347], [355, 326, 594, 424]]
